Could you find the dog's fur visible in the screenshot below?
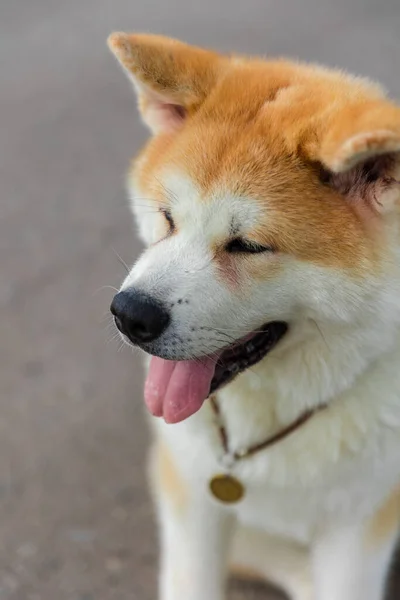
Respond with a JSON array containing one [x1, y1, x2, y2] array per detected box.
[[108, 33, 400, 600]]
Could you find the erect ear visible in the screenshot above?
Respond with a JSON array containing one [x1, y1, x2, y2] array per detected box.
[[317, 101, 400, 214], [107, 33, 222, 134]]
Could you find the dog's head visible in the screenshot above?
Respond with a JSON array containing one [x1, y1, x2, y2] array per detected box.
[[108, 33, 400, 422]]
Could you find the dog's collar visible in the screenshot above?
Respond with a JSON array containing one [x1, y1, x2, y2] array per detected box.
[[208, 396, 327, 504], [210, 395, 327, 462]]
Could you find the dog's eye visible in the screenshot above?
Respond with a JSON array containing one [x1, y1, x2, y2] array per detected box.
[[225, 238, 274, 254], [161, 209, 175, 232]]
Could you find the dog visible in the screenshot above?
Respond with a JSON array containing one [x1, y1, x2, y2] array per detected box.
[[107, 32, 400, 600]]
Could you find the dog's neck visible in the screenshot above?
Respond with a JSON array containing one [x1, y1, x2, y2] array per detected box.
[[217, 316, 399, 429]]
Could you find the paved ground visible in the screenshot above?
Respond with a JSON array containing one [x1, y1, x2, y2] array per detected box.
[[1, 0, 400, 598]]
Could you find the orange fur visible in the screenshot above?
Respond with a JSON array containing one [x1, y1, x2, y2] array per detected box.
[[108, 33, 221, 111], [230, 563, 267, 584], [365, 485, 400, 550], [154, 440, 188, 514], [110, 34, 400, 274]]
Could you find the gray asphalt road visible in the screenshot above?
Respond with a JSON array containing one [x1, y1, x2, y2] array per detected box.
[[1, 0, 400, 598]]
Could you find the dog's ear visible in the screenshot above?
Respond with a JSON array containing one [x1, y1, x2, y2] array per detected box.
[[315, 101, 400, 214], [107, 33, 221, 134]]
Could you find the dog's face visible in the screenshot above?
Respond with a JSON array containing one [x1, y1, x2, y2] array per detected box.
[[108, 33, 400, 421], [125, 133, 377, 362]]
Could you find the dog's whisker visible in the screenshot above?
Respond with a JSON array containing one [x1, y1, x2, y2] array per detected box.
[[106, 330, 122, 345], [203, 326, 269, 335], [154, 176, 179, 205], [133, 196, 170, 206], [310, 318, 330, 351], [111, 247, 130, 274], [117, 339, 127, 352], [205, 337, 235, 348], [211, 331, 238, 344], [184, 258, 213, 274], [193, 347, 224, 367], [103, 321, 117, 332], [93, 285, 119, 297], [198, 329, 244, 346]]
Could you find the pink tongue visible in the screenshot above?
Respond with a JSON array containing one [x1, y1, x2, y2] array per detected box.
[[144, 356, 216, 423]]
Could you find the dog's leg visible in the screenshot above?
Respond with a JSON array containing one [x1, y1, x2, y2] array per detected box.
[[230, 525, 313, 600], [312, 489, 400, 600], [150, 440, 234, 600], [312, 527, 397, 600]]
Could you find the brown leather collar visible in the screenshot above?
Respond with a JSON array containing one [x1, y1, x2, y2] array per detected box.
[[210, 395, 327, 461]]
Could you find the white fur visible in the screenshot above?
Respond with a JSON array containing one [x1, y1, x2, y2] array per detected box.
[[123, 171, 400, 600]]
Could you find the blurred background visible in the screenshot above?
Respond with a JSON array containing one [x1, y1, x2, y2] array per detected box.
[[1, 0, 400, 598]]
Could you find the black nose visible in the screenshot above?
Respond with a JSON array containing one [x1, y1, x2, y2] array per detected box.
[[110, 290, 170, 345]]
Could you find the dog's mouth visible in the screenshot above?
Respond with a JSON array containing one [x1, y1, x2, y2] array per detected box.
[[210, 321, 288, 394], [144, 321, 288, 423]]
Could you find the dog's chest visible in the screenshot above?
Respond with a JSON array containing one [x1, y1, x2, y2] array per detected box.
[[156, 364, 400, 541]]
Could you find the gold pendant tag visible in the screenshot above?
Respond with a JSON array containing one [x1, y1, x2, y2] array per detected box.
[[209, 474, 245, 504]]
